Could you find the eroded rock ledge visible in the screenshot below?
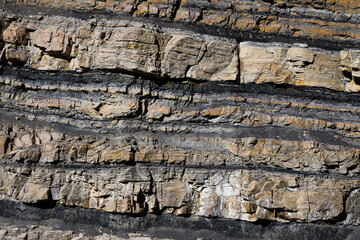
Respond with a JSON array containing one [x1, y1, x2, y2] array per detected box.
[[3, 0, 360, 47], [1, 68, 360, 227], [1, 9, 360, 92], [1, 200, 359, 240], [0, 1, 360, 239]]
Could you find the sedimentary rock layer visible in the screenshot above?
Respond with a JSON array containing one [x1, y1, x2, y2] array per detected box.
[[3, 0, 360, 48], [0, 1, 360, 239], [1, 67, 360, 226], [2, 9, 360, 92], [1, 201, 360, 240]]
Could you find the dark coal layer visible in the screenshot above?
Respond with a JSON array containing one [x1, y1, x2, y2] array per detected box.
[[0, 199, 358, 240]]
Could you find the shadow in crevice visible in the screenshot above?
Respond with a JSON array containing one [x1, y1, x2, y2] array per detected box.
[[23, 200, 58, 210]]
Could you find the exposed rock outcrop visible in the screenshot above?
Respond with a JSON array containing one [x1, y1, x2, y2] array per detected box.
[[1, 10, 360, 91], [0, 1, 360, 239]]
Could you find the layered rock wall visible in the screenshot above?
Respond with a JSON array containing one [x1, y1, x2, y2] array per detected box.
[[2, 11, 360, 92], [0, 1, 360, 239], [3, 0, 360, 45]]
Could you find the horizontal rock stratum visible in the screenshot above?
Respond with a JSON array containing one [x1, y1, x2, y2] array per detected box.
[[2, 10, 360, 92], [0, 1, 360, 240]]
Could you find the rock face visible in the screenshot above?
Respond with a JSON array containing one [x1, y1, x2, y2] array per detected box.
[[0, 217, 155, 240], [0, 12, 360, 91], [0, 1, 360, 239]]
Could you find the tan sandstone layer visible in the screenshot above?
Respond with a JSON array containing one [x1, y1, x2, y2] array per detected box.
[[0, 1, 360, 239], [3, 0, 360, 47], [1, 11, 360, 92]]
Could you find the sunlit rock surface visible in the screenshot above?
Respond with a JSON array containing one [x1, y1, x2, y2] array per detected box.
[[0, 1, 360, 239]]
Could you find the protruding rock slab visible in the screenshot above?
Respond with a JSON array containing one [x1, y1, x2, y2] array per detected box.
[[1, 12, 358, 91]]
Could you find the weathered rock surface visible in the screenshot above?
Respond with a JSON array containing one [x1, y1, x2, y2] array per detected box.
[[3, 0, 360, 47], [0, 218, 156, 240], [0, 10, 360, 91], [1, 67, 360, 228], [3, 164, 358, 223], [0, 0, 360, 239]]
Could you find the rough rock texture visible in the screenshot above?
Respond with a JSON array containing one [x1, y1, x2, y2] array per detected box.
[[0, 224, 135, 240], [3, 0, 360, 47], [0, 1, 360, 239], [1, 11, 360, 91]]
